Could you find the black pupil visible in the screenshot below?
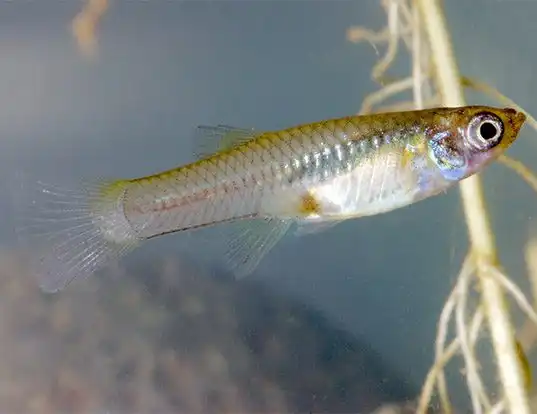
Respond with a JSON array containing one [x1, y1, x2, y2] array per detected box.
[[479, 121, 498, 140]]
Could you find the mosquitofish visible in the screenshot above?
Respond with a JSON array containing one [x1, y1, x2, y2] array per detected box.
[[16, 105, 526, 292]]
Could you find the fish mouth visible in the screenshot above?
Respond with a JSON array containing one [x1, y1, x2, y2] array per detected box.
[[515, 111, 527, 130], [506, 108, 527, 133]]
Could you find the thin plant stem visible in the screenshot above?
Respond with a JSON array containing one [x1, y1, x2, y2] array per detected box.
[[411, 4, 424, 109], [499, 155, 537, 196], [415, 0, 531, 412], [71, 0, 108, 59], [521, 236, 537, 350]]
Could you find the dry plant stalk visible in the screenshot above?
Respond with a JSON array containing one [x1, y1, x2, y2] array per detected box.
[[71, 0, 109, 59], [348, 0, 537, 413], [520, 234, 537, 350]]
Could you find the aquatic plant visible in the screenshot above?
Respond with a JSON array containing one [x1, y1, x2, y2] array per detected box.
[[348, 1, 537, 413], [71, 0, 108, 60]]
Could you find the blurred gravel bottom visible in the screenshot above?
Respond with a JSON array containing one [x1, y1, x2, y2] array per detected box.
[[0, 249, 430, 414]]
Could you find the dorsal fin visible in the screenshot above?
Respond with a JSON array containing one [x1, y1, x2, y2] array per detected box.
[[194, 124, 259, 159]]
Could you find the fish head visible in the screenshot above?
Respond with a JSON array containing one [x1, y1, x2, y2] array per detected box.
[[425, 106, 526, 181]]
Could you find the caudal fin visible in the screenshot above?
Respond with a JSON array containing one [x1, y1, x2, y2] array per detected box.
[[13, 174, 140, 293]]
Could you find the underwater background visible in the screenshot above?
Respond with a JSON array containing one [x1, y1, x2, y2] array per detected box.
[[0, 1, 536, 412]]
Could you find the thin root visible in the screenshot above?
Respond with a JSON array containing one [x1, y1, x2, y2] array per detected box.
[[71, 0, 109, 59], [349, 3, 537, 410], [359, 77, 414, 114], [499, 155, 537, 196]]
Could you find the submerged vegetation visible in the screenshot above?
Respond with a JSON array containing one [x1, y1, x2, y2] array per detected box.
[[348, 1, 537, 413]]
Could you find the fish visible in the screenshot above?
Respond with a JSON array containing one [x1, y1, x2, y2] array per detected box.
[[14, 105, 526, 293]]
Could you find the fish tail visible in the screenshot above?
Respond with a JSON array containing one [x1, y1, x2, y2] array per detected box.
[[12, 173, 140, 293]]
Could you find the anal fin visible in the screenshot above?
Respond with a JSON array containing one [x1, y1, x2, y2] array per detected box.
[[224, 217, 292, 279]]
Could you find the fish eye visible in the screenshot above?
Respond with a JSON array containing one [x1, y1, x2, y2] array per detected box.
[[479, 121, 499, 140], [467, 112, 504, 150]]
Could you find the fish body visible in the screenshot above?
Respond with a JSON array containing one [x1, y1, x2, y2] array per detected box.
[[16, 106, 526, 292]]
